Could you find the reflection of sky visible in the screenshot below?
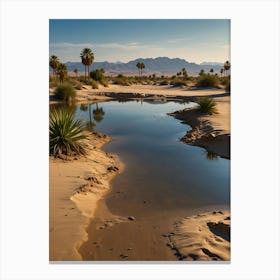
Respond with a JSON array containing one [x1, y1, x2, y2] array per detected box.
[[50, 19, 230, 63], [75, 100, 230, 212]]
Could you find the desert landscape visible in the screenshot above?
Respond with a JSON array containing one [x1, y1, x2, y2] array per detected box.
[[49, 19, 230, 262]]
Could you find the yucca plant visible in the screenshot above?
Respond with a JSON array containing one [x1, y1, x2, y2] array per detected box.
[[196, 97, 217, 114], [49, 108, 87, 156]]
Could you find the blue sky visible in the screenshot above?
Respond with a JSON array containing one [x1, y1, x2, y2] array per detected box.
[[49, 19, 230, 63]]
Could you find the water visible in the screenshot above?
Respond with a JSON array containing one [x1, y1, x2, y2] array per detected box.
[[74, 100, 230, 217]]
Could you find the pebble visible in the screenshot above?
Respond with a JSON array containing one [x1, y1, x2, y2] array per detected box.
[[128, 216, 136, 221]]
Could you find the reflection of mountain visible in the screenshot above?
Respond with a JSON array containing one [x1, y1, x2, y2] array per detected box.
[[61, 57, 224, 76]]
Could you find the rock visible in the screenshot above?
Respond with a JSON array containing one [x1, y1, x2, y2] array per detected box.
[[107, 166, 119, 172], [99, 226, 105, 230], [127, 248, 133, 251], [119, 254, 128, 258], [128, 216, 136, 221]]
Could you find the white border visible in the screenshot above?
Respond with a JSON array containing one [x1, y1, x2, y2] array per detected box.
[[1, 0, 279, 279]]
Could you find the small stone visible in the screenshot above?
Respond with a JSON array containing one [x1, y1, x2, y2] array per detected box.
[[128, 216, 136, 221], [99, 226, 105, 230]]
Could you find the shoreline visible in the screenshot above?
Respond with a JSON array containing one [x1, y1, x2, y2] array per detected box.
[[168, 107, 230, 159], [49, 131, 123, 261]]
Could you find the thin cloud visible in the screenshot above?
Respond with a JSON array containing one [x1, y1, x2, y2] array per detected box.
[[50, 41, 162, 51]]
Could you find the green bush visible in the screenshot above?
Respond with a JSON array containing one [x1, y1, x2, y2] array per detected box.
[[196, 74, 220, 88], [49, 108, 87, 156], [196, 97, 217, 114], [90, 68, 105, 81], [54, 83, 76, 102]]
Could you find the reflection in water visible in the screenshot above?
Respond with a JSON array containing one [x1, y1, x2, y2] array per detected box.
[[92, 103, 105, 123], [79, 103, 96, 132], [50, 100, 230, 214], [206, 151, 218, 160]]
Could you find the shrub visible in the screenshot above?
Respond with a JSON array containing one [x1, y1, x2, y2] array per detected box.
[[170, 78, 189, 87], [196, 74, 220, 88], [160, 79, 169, 85], [91, 80, 99, 89], [90, 68, 105, 82], [196, 97, 217, 114], [54, 83, 76, 102], [49, 108, 87, 156], [100, 79, 109, 87]]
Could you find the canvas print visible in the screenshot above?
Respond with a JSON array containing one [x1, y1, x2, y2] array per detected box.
[[49, 19, 230, 261]]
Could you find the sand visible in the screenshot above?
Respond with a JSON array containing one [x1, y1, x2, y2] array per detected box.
[[49, 132, 123, 261], [168, 211, 230, 261], [49, 83, 230, 261]]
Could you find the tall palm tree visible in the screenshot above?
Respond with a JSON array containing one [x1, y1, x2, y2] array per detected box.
[[49, 55, 59, 80], [210, 68, 214, 74], [224, 61, 231, 76], [73, 68, 78, 78], [80, 48, 94, 80], [220, 68, 224, 77], [140, 62, 145, 76], [136, 62, 141, 76], [56, 63, 67, 83]]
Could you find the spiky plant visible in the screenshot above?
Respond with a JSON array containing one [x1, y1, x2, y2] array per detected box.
[[49, 108, 87, 156], [196, 97, 217, 114]]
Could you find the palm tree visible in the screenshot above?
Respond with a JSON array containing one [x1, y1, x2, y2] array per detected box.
[[139, 62, 145, 76], [49, 55, 59, 80], [220, 68, 224, 77], [224, 61, 231, 76], [136, 62, 141, 76], [56, 63, 67, 83], [80, 48, 94, 80], [73, 68, 78, 78], [199, 69, 205, 76], [210, 68, 214, 74], [182, 68, 187, 78]]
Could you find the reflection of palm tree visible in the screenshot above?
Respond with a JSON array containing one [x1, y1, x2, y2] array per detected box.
[[80, 104, 95, 132], [93, 103, 105, 123], [206, 151, 218, 160]]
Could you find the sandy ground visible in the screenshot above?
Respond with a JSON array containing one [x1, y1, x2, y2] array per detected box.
[[49, 83, 230, 261], [169, 211, 230, 261], [49, 132, 123, 261]]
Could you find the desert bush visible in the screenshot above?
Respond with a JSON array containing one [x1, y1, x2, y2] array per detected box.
[[90, 68, 105, 82], [100, 79, 109, 87], [196, 97, 217, 114], [196, 74, 220, 88], [91, 80, 99, 89], [49, 108, 87, 156], [54, 83, 76, 102], [170, 78, 189, 87], [159, 79, 169, 85], [79, 77, 91, 85]]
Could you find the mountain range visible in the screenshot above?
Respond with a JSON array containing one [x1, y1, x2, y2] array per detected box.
[[60, 57, 225, 76]]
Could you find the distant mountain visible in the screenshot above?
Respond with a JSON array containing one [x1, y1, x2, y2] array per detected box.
[[200, 61, 224, 66], [59, 57, 224, 76]]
